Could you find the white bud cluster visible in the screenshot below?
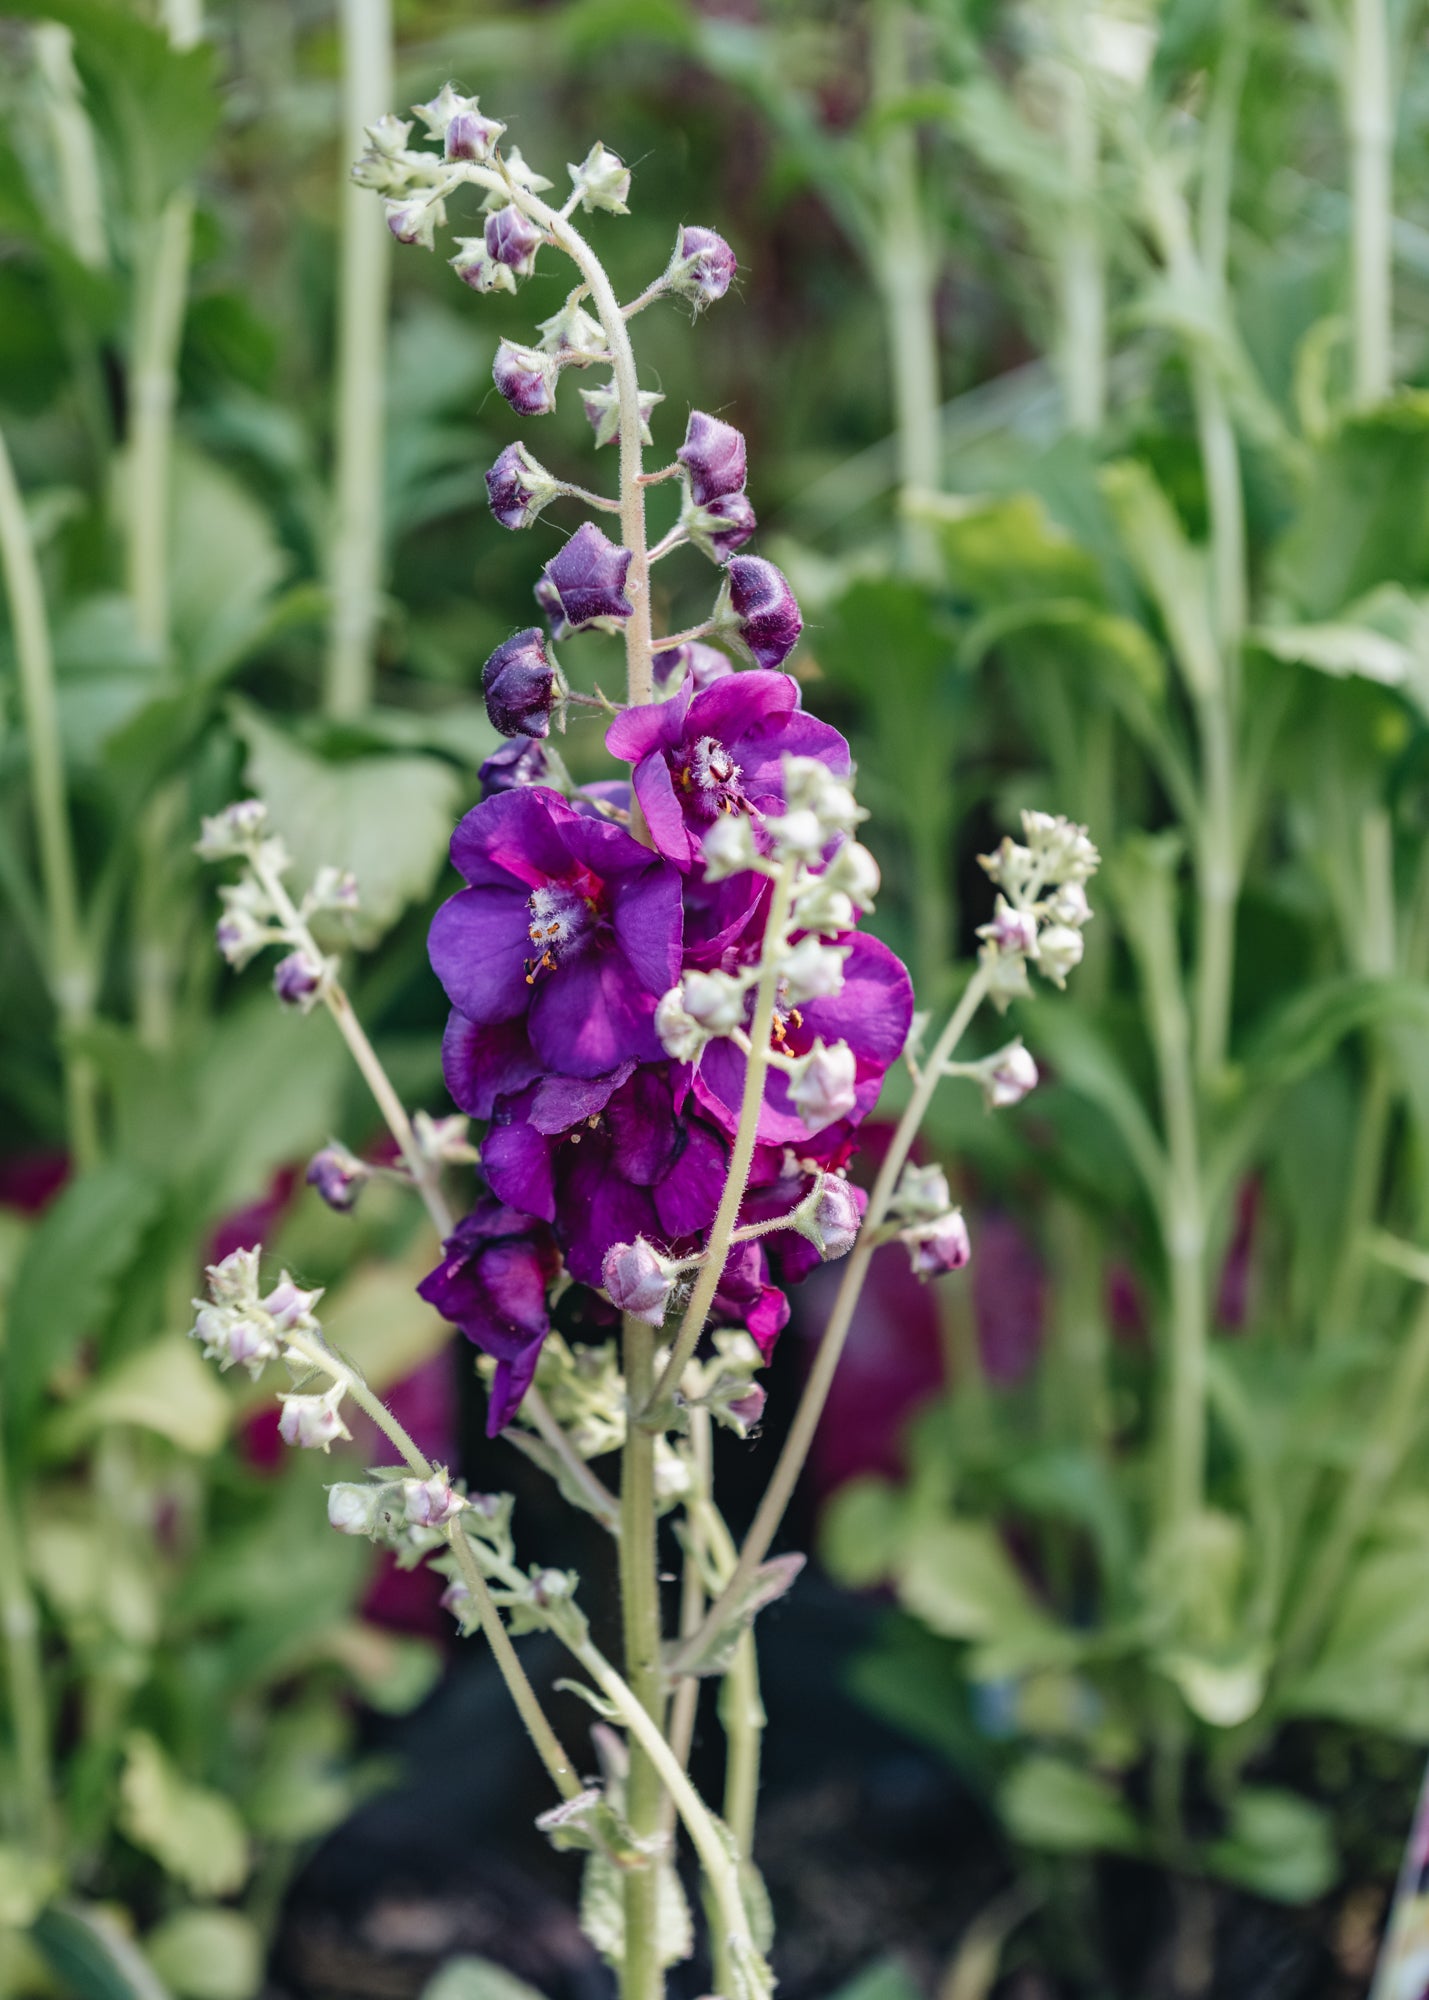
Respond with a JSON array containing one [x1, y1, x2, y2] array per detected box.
[[976, 810, 1099, 1010], [188, 1248, 322, 1380], [198, 799, 361, 1012], [888, 1162, 972, 1280]]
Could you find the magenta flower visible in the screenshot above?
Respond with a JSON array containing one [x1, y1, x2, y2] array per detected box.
[[605, 669, 849, 872], [678, 412, 747, 505], [653, 640, 736, 695], [428, 787, 682, 1079], [693, 931, 914, 1146], [482, 628, 561, 738], [539, 522, 634, 632], [417, 1197, 561, 1433], [722, 556, 803, 670]]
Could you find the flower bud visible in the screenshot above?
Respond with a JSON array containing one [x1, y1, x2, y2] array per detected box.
[[480, 736, 552, 797], [306, 1144, 368, 1213], [1021, 811, 1100, 882], [901, 1210, 972, 1279], [726, 1383, 767, 1431], [579, 380, 662, 450], [207, 1246, 260, 1305], [539, 522, 634, 630], [384, 196, 442, 250], [446, 103, 503, 162], [700, 810, 760, 880], [278, 1389, 351, 1452], [261, 1274, 322, 1331], [652, 640, 735, 695], [493, 341, 558, 417], [1047, 880, 1091, 928], [328, 1483, 382, 1536], [668, 225, 737, 309], [978, 897, 1038, 958], [805, 1174, 862, 1260], [450, 237, 517, 294], [215, 904, 269, 969], [273, 948, 330, 1012], [225, 1316, 279, 1370], [766, 806, 824, 862], [677, 412, 747, 506], [980, 941, 1032, 1011], [602, 1237, 675, 1325], [720, 555, 802, 670], [537, 301, 609, 362], [787, 1039, 858, 1131], [482, 628, 562, 738], [791, 880, 855, 936], [402, 1470, 463, 1528], [984, 1042, 1039, 1109], [352, 115, 414, 192], [485, 442, 563, 531], [196, 799, 267, 860], [484, 203, 542, 270], [655, 987, 708, 1062], [780, 935, 848, 1004], [822, 839, 880, 910], [1035, 924, 1085, 988], [684, 491, 757, 565], [892, 1161, 953, 1219], [307, 866, 360, 915], [440, 1578, 473, 1622], [681, 968, 749, 1034], [568, 141, 631, 214]]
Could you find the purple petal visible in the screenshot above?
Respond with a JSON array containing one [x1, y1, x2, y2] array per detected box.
[[441, 1011, 543, 1119], [688, 669, 800, 749], [606, 680, 692, 764], [632, 755, 699, 871], [429, 885, 535, 1022], [611, 859, 684, 993], [450, 786, 579, 891], [487, 1338, 544, 1434], [654, 1118, 726, 1238], [560, 1145, 660, 1284], [483, 1105, 557, 1222], [738, 713, 852, 806], [529, 945, 659, 1077], [528, 1064, 634, 1134]]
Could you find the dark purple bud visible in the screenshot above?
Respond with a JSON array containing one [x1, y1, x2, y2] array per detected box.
[[306, 1144, 368, 1213], [669, 226, 737, 309], [485, 442, 561, 531], [540, 521, 634, 630], [687, 490, 757, 565], [677, 411, 747, 506], [493, 340, 557, 417], [722, 555, 803, 669], [482, 628, 562, 738], [479, 735, 552, 798], [273, 948, 328, 1011], [652, 639, 736, 694], [602, 1237, 674, 1325], [485, 203, 543, 269]]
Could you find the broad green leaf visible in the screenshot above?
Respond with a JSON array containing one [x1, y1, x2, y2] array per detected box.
[[29, 1901, 171, 2000], [959, 598, 1165, 701], [1272, 394, 1429, 619], [0, 1847, 60, 1928], [912, 490, 1104, 606], [421, 1961, 548, 2000], [317, 1622, 442, 1716], [896, 1518, 1054, 1649], [1243, 976, 1429, 1088], [999, 1755, 1139, 1855], [818, 1476, 905, 1590], [42, 1335, 230, 1458], [1157, 1649, 1269, 1727], [579, 1853, 693, 1971], [167, 446, 289, 681], [28, 1496, 161, 1647], [1252, 619, 1412, 686], [1205, 1789, 1336, 1904], [236, 704, 465, 946], [1100, 460, 1220, 700], [118, 1734, 250, 1899], [144, 1912, 262, 2000], [818, 577, 955, 702], [3, 1164, 163, 1449]]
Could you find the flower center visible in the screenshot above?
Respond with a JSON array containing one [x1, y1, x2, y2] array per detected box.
[[525, 885, 596, 984], [677, 734, 743, 819]]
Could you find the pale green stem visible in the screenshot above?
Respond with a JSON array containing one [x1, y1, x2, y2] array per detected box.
[[647, 867, 796, 1416], [0, 425, 99, 1165], [1349, 0, 1394, 405], [1053, 8, 1106, 434], [672, 964, 994, 1677], [127, 188, 192, 654], [618, 1314, 665, 2000], [284, 1327, 581, 1800], [0, 1423, 55, 1851], [719, 1631, 764, 1860], [664, 1408, 711, 1829], [32, 25, 107, 269], [1194, 688, 1238, 1082], [871, 0, 942, 575], [326, 0, 393, 717]]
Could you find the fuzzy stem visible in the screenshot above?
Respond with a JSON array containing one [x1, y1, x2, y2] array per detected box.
[[325, 0, 393, 717], [618, 1314, 665, 2000], [664, 1407, 711, 1824], [673, 964, 994, 1676], [1349, 0, 1393, 405], [0, 1423, 55, 1851], [285, 1327, 581, 1800], [720, 1630, 764, 1859], [0, 425, 99, 1166]]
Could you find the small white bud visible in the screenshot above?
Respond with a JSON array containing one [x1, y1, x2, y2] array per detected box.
[[261, 1274, 323, 1331], [891, 1161, 952, 1220], [1035, 924, 1085, 988], [195, 799, 267, 860], [765, 806, 825, 862], [780, 935, 848, 1004], [278, 1389, 350, 1452], [328, 1484, 382, 1536], [655, 987, 708, 1062], [681, 969, 748, 1034], [402, 1471, 464, 1528], [901, 1210, 972, 1279], [701, 811, 760, 880], [984, 1042, 1039, 1109], [567, 141, 631, 214], [1046, 880, 1091, 928], [786, 1038, 858, 1131], [977, 897, 1038, 958]]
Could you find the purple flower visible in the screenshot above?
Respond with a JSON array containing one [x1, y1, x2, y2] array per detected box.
[[417, 1197, 561, 1433], [605, 669, 849, 873], [486, 442, 560, 531], [722, 556, 803, 670], [480, 736, 553, 798], [306, 1145, 367, 1213], [670, 226, 737, 309], [273, 949, 327, 1011], [653, 640, 736, 695], [428, 787, 682, 1079], [603, 1237, 674, 1324], [678, 412, 747, 505], [539, 522, 634, 631], [687, 490, 757, 565], [493, 340, 557, 417], [482, 628, 562, 739], [485, 203, 542, 268], [693, 931, 914, 1146]]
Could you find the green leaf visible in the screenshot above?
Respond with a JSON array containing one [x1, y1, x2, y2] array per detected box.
[[1205, 1789, 1337, 1905], [1243, 975, 1429, 1088], [235, 704, 465, 947], [960, 598, 1165, 701], [168, 446, 289, 681], [1157, 1648, 1269, 1728], [144, 1912, 262, 2000], [3, 1163, 163, 1450], [117, 1734, 250, 1899], [999, 1756, 1140, 1856], [896, 1518, 1058, 1660], [818, 1477, 905, 1590], [0, 1847, 60, 1928], [912, 489, 1105, 606], [29, 1901, 172, 2000], [421, 1961, 549, 2000], [1272, 395, 1429, 619], [579, 1854, 693, 1971], [41, 1335, 230, 1459], [1100, 460, 1220, 700]]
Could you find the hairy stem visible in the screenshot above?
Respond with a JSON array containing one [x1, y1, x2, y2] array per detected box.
[[326, 0, 393, 716], [618, 1315, 665, 2000], [0, 424, 99, 1165]]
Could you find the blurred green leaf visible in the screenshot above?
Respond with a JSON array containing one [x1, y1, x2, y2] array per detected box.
[[819, 1476, 906, 1591], [421, 1961, 548, 2000], [999, 1756, 1139, 1855], [118, 1733, 250, 1899], [1273, 396, 1429, 619], [30, 1901, 171, 2000], [144, 1911, 262, 2000], [41, 1335, 230, 1459], [913, 490, 1105, 606], [1100, 460, 1220, 700], [1205, 1788, 1336, 1904], [818, 1956, 925, 2000]]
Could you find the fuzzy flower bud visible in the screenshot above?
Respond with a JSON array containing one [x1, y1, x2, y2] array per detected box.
[[402, 1470, 464, 1528], [567, 141, 631, 214], [720, 555, 803, 670], [892, 1161, 953, 1220], [1022, 811, 1100, 882], [653, 640, 735, 695], [539, 522, 634, 630], [804, 1174, 863, 1260], [984, 1042, 1039, 1109], [486, 442, 563, 531], [901, 1210, 972, 1279], [700, 810, 760, 880], [1035, 925, 1085, 988], [655, 987, 708, 1062], [413, 84, 504, 162], [537, 301, 609, 363], [579, 380, 661, 450], [1047, 880, 1091, 928], [384, 196, 442, 250], [306, 1144, 368, 1214], [493, 341, 558, 417], [196, 799, 267, 860], [822, 840, 880, 909], [787, 1039, 858, 1131], [327, 1483, 382, 1537], [306, 866, 360, 916], [207, 1246, 260, 1305], [261, 1274, 322, 1331], [479, 736, 553, 798], [978, 897, 1038, 958], [681, 968, 749, 1034], [484, 203, 542, 270], [677, 412, 748, 506], [725, 1383, 767, 1433], [482, 628, 562, 739], [668, 225, 737, 309], [215, 901, 270, 970], [685, 491, 757, 565], [278, 1389, 351, 1452], [273, 948, 330, 1012], [780, 935, 849, 1004], [450, 237, 516, 294], [602, 1237, 675, 1325]]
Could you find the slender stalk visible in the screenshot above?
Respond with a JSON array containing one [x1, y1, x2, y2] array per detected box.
[[647, 867, 796, 1415], [1194, 687, 1238, 1081], [1348, 0, 1393, 405], [719, 1631, 764, 1859], [32, 26, 107, 270], [0, 1425, 55, 1850], [285, 1327, 581, 1800], [325, 0, 393, 717], [673, 964, 993, 1676], [618, 1315, 665, 2000], [664, 1409, 711, 1826], [1054, 5, 1106, 434], [0, 425, 99, 1165]]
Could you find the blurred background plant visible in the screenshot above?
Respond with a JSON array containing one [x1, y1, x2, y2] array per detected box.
[[7, 0, 1429, 1996]]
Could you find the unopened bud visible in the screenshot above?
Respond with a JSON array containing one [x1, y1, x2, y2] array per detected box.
[[780, 935, 848, 1004], [384, 196, 442, 250], [579, 380, 662, 450], [677, 411, 747, 506], [493, 341, 558, 417], [978, 897, 1038, 957], [450, 237, 517, 294], [195, 799, 267, 860], [984, 1042, 1039, 1109], [684, 490, 757, 565], [602, 1237, 675, 1325], [1035, 924, 1084, 988], [402, 1471, 463, 1528], [567, 141, 631, 214], [667, 225, 737, 309], [482, 627, 562, 738], [681, 969, 748, 1034], [804, 1174, 862, 1260], [787, 1039, 858, 1131], [891, 1161, 952, 1220], [278, 1390, 351, 1452], [306, 1144, 367, 1213], [700, 810, 759, 881], [484, 203, 542, 271], [653, 640, 734, 695], [273, 948, 330, 1012], [328, 1483, 382, 1536], [539, 523, 634, 630], [537, 301, 608, 362], [719, 555, 802, 671], [261, 1274, 322, 1330], [655, 988, 708, 1062], [901, 1210, 972, 1279], [1047, 880, 1092, 928]]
